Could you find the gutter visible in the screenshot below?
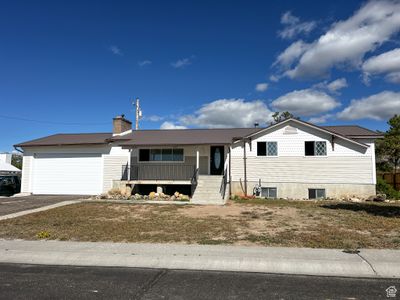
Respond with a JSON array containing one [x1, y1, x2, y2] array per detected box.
[[13, 146, 23, 154]]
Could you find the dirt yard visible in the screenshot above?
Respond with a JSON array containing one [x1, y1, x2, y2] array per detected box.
[[0, 199, 399, 249]]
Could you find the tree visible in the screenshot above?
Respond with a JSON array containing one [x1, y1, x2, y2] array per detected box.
[[11, 153, 22, 170], [271, 111, 298, 124], [376, 115, 400, 188]]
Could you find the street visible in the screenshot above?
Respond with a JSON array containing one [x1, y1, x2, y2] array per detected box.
[[0, 263, 398, 299]]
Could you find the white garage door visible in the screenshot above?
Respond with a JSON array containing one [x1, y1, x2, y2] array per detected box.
[[32, 153, 103, 195]]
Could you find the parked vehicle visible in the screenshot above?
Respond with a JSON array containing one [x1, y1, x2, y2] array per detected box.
[[0, 175, 21, 196]]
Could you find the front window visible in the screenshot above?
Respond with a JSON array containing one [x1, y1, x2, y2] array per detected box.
[[139, 148, 184, 162], [305, 141, 327, 156], [257, 142, 278, 156]]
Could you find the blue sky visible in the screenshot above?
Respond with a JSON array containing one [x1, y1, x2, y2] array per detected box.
[[1, 0, 400, 152]]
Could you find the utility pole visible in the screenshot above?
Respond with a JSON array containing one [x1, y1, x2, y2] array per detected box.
[[135, 98, 142, 130]]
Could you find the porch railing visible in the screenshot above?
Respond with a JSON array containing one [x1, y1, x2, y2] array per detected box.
[[121, 163, 196, 181]]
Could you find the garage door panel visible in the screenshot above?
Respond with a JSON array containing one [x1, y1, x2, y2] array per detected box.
[[32, 153, 102, 195]]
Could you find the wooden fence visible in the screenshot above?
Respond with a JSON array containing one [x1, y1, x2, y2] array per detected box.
[[378, 173, 400, 191]]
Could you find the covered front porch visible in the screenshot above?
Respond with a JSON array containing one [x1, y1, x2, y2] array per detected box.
[[121, 144, 228, 183]]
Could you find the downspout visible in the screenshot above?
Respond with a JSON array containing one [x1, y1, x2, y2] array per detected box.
[[243, 139, 247, 196], [228, 146, 232, 198]]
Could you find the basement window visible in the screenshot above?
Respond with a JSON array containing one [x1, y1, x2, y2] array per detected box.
[[261, 187, 277, 199], [305, 141, 327, 156], [308, 188, 326, 199], [139, 148, 184, 162], [257, 142, 278, 156]]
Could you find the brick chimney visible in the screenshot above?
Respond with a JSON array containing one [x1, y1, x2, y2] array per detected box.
[[113, 114, 132, 134]]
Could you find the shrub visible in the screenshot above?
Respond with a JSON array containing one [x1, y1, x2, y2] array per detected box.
[[37, 231, 50, 239], [376, 177, 400, 199]]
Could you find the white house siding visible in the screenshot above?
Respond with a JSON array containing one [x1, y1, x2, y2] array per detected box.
[[20, 154, 33, 193], [102, 147, 130, 192], [230, 122, 376, 198]]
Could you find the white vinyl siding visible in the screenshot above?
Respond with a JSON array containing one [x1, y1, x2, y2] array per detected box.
[[20, 155, 33, 193], [229, 122, 376, 186], [231, 156, 373, 184], [103, 155, 130, 192], [31, 153, 103, 195]]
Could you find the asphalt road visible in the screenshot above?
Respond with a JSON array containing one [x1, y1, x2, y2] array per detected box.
[[0, 195, 86, 216], [0, 264, 398, 300]]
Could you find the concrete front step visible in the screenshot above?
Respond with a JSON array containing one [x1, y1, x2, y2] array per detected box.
[[191, 175, 225, 205]]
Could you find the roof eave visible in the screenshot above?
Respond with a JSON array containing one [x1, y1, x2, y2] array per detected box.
[[243, 118, 369, 148]]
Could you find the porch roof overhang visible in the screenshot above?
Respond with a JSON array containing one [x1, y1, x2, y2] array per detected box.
[[112, 127, 261, 148]]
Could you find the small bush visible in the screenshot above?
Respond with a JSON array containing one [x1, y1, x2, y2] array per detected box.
[[37, 231, 50, 239], [377, 177, 400, 199]]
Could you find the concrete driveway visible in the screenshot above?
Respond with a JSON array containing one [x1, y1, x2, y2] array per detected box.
[[0, 195, 88, 216]]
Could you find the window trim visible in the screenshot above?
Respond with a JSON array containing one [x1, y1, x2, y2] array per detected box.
[[261, 187, 278, 199], [304, 141, 327, 157], [256, 141, 278, 157], [308, 188, 326, 199], [138, 148, 185, 163]]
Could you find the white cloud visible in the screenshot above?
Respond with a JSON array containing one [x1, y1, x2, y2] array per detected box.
[[275, 0, 400, 79], [362, 48, 400, 83], [386, 72, 400, 83], [269, 75, 280, 82], [138, 60, 152, 67], [180, 99, 273, 128], [160, 121, 187, 129], [274, 40, 310, 68], [308, 114, 334, 124], [271, 89, 340, 116], [314, 78, 348, 94], [326, 78, 348, 92], [337, 91, 400, 120], [255, 83, 269, 92], [144, 115, 164, 122], [171, 57, 193, 69], [109, 45, 123, 56], [279, 11, 316, 39]]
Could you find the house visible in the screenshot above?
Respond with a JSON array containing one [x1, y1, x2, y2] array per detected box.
[[14, 115, 382, 203]]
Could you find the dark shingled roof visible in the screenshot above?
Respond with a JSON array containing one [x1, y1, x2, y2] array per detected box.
[[321, 125, 382, 137], [114, 128, 262, 146], [14, 123, 381, 148], [14, 133, 113, 147]]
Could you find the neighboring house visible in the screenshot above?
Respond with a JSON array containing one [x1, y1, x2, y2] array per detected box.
[[14, 115, 382, 203], [0, 153, 21, 175]]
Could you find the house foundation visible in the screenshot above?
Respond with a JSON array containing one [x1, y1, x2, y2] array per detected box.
[[230, 181, 376, 199]]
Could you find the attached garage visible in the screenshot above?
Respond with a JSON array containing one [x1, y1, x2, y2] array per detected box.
[[31, 153, 103, 195]]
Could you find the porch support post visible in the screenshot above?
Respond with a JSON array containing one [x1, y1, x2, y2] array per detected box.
[[196, 150, 200, 170]]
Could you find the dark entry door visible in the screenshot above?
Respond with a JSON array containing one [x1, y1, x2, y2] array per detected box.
[[210, 146, 224, 175]]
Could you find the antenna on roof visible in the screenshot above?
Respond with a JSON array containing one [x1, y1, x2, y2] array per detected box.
[[134, 98, 142, 130], [254, 122, 259, 128]]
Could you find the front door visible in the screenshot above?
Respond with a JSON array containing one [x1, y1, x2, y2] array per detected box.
[[210, 146, 224, 175]]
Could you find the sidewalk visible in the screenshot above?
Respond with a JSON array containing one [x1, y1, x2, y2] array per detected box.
[[0, 240, 399, 278]]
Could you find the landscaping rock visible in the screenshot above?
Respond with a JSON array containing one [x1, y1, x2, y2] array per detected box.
[[373, 194, 386, 202], [174, 191, 180, 198], [349, 197, 362, 203], [149, 192, 156, 199]]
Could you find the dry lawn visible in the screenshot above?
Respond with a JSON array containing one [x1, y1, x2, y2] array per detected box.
[[0, 199, 399, 249]]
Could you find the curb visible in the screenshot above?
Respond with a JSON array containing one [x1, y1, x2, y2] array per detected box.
[[0, 240, 399, 278]]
